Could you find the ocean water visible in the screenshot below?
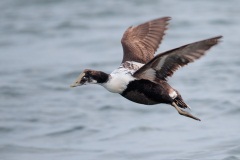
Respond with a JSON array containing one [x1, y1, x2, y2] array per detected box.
[[0, 0, 240, 160]]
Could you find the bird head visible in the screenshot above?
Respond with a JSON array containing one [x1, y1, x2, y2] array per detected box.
[[70, 69, 108, 87]]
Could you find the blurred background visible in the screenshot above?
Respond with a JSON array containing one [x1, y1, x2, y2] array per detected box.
[[0, 0, 240, 160]]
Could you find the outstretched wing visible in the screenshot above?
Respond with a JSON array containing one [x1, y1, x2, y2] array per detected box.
[[133, 36, 222, 81], [121, 17, 171, 64]]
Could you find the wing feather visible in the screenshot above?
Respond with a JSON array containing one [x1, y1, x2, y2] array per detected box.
[[121, 17, 171, 64], [133, 36, 222, 81]]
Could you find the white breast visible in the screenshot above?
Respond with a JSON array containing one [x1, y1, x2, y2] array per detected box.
[[101, 68, 135, 93], [101, 61, 144, 93]]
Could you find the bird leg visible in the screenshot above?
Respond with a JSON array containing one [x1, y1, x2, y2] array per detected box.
[[172, 102, 201, 121]]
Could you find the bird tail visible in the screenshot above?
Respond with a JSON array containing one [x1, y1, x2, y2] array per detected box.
[[173, 94, 190, 109], [171, 91, 200, 121]]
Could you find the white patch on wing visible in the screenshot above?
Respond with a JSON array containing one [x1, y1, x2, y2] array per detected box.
[[142, 68, 156, 81], [169, 90, 177, 99], [156, 55, 167, 70], [122, 61, 144, 71], [101, 67, 136, 93], [130, 61, 144, 68], [180, 57, 186, 63]]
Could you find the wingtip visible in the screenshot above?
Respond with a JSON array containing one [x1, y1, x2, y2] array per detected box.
[[163, 16, 172, 19], [215, 35, 223, 44], [205, 35, 223, 45], [154, 16, 172, 22], [162, 16, 172, 22], [167, 16, 172, 20], [213, 35, 223, 40]]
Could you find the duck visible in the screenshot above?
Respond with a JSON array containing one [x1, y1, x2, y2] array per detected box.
[[70, 17, 222, 121]]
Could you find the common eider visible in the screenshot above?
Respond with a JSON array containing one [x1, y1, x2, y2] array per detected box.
[[70, 17, 222, 121]]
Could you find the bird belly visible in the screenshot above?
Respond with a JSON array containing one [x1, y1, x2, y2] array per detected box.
[[122, 91, 159, 105], [121, 79, 174, 105]]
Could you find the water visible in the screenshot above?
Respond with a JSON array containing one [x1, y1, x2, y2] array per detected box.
[[1, 0, 240, 159]]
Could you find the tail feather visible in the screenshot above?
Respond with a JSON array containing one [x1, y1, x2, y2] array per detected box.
[[173, 95, 190, 109]]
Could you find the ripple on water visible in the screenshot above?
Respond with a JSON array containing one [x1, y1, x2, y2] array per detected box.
[[222, 156, 240, 160], [0, 86, 25, 99], [44, 125, 85, 137]]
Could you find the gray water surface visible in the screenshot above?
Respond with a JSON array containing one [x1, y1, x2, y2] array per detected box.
[[1, 0, 240, 160]]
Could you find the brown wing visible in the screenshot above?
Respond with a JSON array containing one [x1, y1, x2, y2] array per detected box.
[[133, 36, 222, 81], [121, 17, 171, 64]]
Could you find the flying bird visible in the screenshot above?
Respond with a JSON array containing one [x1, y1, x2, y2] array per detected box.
[[70, 17, 222, 121]]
